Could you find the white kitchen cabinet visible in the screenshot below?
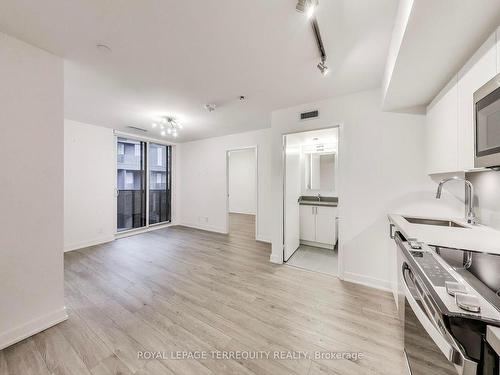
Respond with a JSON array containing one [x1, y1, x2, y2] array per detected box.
[[299, 205, 316, 242], [315, 206, 336, 245], [425, 30, 499, 175], [426, 75, 459, 174], [299, 205, 337, 247], [457, 32, 497, 171]]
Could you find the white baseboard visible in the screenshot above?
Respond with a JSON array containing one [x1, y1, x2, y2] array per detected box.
[[64, 236, 115, 252], [270, 253, 283, 264], [179, 222, 227, 234], [0, 307, 68, 350], [342, 271, 391, 292], [229, 210, 256, 215], [256, 235, 271, 244]]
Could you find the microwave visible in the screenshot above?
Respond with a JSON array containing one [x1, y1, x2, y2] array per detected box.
[[474, 72, 500, 168]]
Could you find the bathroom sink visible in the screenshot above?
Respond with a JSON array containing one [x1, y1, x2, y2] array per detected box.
[[403, 217, 467, 228], [298, 196, 338, 206]]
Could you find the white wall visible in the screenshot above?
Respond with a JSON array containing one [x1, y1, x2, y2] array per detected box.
[[0, 32, 66, 349], [228, 149, 256, 215], [64, 122, 181, 250], [270, 89, 463, 289], [178, 129, 272, 242], [64, 119, 116, 251]]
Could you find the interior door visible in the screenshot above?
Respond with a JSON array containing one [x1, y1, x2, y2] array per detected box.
[[284, 139, 301, 261]]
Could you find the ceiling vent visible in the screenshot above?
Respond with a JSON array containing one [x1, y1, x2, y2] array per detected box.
[[300, 110, 319, 121], [127, 126, 147, 132]]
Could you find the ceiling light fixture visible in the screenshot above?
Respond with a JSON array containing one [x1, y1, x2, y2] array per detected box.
[[317, 57, 329, 76], [204, 104, 217, 112], [153, 116, 182, 137]]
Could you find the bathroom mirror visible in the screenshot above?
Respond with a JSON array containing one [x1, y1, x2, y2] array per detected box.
[[306, 152, 336, 191]]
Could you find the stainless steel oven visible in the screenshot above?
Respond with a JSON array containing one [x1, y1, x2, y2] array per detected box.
[[474, 72, 500, 168], [395, 233, 500, 375]]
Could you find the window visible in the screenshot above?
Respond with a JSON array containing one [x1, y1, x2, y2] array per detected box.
[[117, 138, 171, 231], [125, 171, 134, 185], [157, 147, 163, 166]]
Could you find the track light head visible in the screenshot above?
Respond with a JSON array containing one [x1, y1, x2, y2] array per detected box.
[[296, 0, 318, 18], [317, 58, 329, 76], [296, 0, 306, 12]]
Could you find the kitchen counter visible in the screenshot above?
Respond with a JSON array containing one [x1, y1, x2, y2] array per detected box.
[[388, 214, 500, 255]]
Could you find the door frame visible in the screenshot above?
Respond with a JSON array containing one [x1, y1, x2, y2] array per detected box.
[[225, 146, 258, 239], [281, 125, 343, 278]]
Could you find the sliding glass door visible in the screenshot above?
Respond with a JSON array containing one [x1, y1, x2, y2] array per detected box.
[[116, 137, 147, 231], [149, 143, 171, 225], [116, 137, 172, 232]]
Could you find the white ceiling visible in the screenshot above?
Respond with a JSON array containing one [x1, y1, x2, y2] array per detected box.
[[0, 0, 398, 142], [382, 0, 500, 111]]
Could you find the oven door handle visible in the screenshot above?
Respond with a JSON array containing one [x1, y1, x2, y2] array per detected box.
[[402, 264, 478, 375], [402, 265, 456, 360]]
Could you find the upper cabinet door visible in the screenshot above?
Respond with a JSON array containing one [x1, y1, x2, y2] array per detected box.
[[426, 76, 459, 174], [457, 32, 497, 171]]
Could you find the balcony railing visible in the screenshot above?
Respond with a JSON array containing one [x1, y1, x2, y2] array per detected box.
[[117, 189, 170, 231]]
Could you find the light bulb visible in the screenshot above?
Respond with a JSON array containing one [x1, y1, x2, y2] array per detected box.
[[172, 132, 178, 138], [161, 130, 166, 136], [307, 3, 316, 18], [152, 123, 157, 128], [167, 128, 172, 134]]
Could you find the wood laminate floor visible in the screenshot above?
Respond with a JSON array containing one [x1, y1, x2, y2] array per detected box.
[[0, 215, 404, 375]]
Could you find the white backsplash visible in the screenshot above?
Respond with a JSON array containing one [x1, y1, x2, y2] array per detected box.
[[466, 170, 500, 231]]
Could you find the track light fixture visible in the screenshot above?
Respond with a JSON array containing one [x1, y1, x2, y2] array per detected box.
[[296, 0, 328, 77], [296, 0, 318, 19], [317, 58, 329, 76]]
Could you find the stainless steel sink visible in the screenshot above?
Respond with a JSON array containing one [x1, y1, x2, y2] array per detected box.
[[403, 217, 467, 228]]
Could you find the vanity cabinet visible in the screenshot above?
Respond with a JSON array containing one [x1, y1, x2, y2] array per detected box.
[[299, 205, 337, 247], [299, 205, 316, 242], [425, 31, 498, 174]]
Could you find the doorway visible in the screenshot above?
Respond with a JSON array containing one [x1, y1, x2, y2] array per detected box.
[[282, 127, 340, 276], [226, 147, 258, 240]]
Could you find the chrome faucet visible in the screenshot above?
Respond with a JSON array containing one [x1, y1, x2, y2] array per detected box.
[[436, 177, 478, 225]]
